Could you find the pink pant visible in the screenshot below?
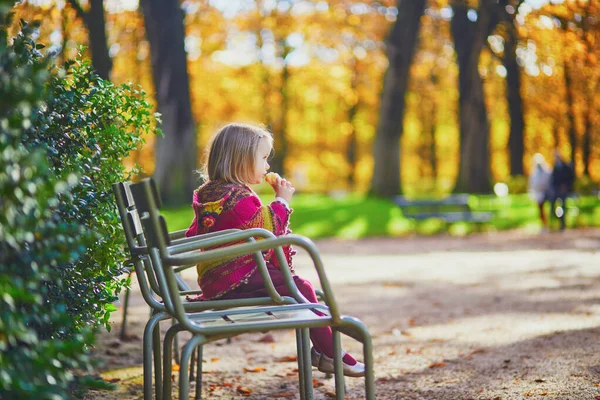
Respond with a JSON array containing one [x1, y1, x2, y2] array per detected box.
[[222, 265, 336, 357]]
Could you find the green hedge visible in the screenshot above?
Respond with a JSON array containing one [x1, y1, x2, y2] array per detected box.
[[0, 16, 158, 399]]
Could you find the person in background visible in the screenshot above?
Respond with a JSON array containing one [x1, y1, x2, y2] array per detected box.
[[528, 153, 552, 231], [548, 151, 575, 230]]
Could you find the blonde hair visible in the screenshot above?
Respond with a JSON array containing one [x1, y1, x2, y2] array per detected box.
[[202, 122, 273, 184]]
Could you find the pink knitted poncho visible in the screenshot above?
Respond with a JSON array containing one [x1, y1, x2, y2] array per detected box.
[[185, 180, 294, 299]]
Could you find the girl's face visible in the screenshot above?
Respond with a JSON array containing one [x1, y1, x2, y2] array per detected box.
[[251, 137, 271, 185]]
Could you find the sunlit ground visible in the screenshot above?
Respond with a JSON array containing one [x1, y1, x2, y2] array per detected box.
[[88, 229, 600, 399]]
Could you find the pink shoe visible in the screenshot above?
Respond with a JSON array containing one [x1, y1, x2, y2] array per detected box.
[[310, 347, 365, 377]]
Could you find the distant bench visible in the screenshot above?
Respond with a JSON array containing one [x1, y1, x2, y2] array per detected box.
[[394, 194, 494, 223]]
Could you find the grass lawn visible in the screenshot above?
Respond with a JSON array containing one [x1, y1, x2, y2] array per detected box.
[[162, 193, 600, 239]]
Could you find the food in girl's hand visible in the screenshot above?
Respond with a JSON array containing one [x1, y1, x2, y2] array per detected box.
[[265, 172, 280, 186]]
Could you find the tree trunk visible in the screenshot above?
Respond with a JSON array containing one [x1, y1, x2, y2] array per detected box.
[[369, 0, 426, 197], [563, 62, 577, 165], [428, 99, 438, 180], [582, 92, 593, 176], [552, 120, 560, 150], [257, 30, 275, 165], [581, 5, 595, 177], [504, 20, 525, 176], [450, 0, 493, 193], [346, 59, 359, 190], [140, 0, 197, 205], [270, 40, 290, 176], [60, 5, 69, 67], [67, 0, 112, 80], [88, 0, 111, 80]]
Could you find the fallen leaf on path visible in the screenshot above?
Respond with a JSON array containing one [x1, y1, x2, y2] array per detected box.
[[172, 364, 180, 372], [313, 378, 324, 388], [210, 357, 220, 362], [428, 362, 446, 368], [244, 366, 267, 373], [464, 349, 485, 359], [406, 347, 423, 355], [107, 378, 121, 383], [383, 282, 407, 288], [258, 334, 275, 343], [236, 386, 253, 396], [275, 355, 297, 362], [325, 391, 337, 398], [408, 318, 416, 326]]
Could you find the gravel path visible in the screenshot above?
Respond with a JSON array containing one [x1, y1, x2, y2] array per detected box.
[[87, 228, 600, 400]]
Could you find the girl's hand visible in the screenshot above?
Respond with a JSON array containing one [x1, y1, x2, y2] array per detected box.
[[266, 173, 295, 202], [275, 178, 295, 203]]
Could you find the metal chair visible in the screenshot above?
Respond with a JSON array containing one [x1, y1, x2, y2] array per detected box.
[[130, 178, 375, 400], [113, 180, 305, 400]]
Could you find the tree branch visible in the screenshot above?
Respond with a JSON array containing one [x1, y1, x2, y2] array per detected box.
[[66, 0, 89, 27]]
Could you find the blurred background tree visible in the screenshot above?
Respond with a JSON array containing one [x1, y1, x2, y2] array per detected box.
[[66, 0, 111, 79], [9, 0, 600, 201], [139, 0, 197, 205]]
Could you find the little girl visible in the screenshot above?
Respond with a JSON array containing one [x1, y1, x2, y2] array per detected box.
[[185, 122, 364, 377]]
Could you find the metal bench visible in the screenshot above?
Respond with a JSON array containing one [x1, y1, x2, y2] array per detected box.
[[394, 194, 493, 223], [126, 178, 375, 400]]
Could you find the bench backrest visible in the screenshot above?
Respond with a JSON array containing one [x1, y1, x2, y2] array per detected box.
[[394, 194, 470, 208], [112, 181, 170, 312]]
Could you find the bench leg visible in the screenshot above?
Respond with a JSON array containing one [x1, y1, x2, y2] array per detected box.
[[296, 328, 313, 400], [339, 318, 375, 400], [179, 336, 205, 400], [144, 311, 168, 400], [153, 321, 163, 400], [332, 329, 345, 399], [296, 329, 306, 400], [189, 346, 195, 381], [172, 318, 180, 365], [119, 272, 132, 340], [194, 346, 203, 400], [162, 325, 184, 400], [301, 328, 314, 400]]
